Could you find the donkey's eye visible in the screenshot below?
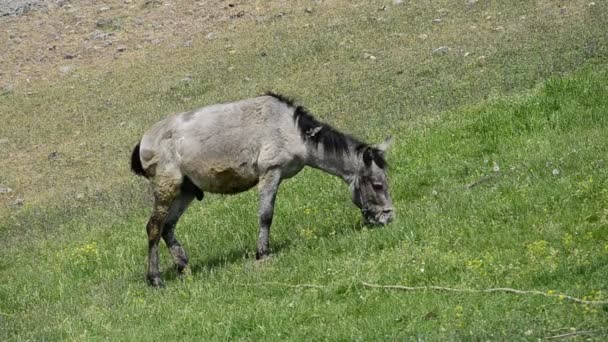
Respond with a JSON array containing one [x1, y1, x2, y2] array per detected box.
[[372, 183, 384, 191]]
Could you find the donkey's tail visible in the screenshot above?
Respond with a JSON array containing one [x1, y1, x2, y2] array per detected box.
[[130, 143, 147, 178]]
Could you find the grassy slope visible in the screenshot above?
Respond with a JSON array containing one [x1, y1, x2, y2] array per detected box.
[[1, 0, 608, 340]]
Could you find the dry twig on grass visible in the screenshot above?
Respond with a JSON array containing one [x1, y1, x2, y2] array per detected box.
[[545, 329, 605, 340], [236, 282, 325, 289], [361, 282, 608, 305], [237, 281, 608, 306]]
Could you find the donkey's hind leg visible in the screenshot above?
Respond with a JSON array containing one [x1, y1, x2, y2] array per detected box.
[[162, 189, 198, 274], [146, 174, 181, 287]]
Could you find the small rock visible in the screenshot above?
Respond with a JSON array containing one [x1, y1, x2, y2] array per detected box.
[[432, 46, 449, 55], [432, 18, 443, 24], [99, 6, 111, 12], [116, 45, 127, 52], [63, 53, 77, 60], [589, 2, 596, 6], [304, 7, 313, 14], [13, 198, 24, 206], [48, 151, 61, 160], [0, 187, 13, 194], [89, 30, 112, 40], [59, 65, 74, 74], [76, 193, 85, 200], [552, 169, 560, 176], [205, 32, 217, 40], [363, 52, 377, 60], [418, 33, 428, 40], [393, 0, 404, 4], [477, 55, 487, 66], [524, 330, 533, 336], [495, 26, 504, 32], [180, 75, 193, 83], [467, 0, 478, 4]]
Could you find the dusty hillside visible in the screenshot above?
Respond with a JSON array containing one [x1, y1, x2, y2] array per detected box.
[[0, 0, 302, 90]]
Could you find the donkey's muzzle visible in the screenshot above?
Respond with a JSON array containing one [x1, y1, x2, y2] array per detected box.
[[362, 208, 394, 226]]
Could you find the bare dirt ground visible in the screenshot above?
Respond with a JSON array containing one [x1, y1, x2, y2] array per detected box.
[[0, 0, 294, 90]]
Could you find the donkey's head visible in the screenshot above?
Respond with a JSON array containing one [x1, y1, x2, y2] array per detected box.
[[349, 137, 394, 225]]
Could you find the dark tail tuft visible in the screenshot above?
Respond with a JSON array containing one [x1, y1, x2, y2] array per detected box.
[[130, 143, 147, 177]]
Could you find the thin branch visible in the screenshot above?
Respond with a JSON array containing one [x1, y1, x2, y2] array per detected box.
[[236, 282, 324, 289], [465, 174, 494, 189], [361, 282, 608, 305], [546, 330, 605, 340], [235, 281, 608, 306]]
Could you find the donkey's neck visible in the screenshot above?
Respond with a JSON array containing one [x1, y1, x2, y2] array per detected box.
[[304, 144, 358, 182]]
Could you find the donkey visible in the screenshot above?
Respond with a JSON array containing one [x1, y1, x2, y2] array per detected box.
[[131, 92, 394, 287]]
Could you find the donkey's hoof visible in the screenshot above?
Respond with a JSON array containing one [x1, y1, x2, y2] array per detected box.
[[147, 275, 165, 288], [255, 252, 272, 262], [176, 264, 191, 276], [175, 261, 189, 274]]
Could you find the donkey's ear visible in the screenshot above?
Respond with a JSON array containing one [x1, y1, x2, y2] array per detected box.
[[376, 136, 393, 152]]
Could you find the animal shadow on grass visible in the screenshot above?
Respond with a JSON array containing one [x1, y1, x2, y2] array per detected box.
[[160, 240, 293, 282]]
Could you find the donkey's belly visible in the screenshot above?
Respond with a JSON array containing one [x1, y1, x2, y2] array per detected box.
[[193, 167, 259, 194]]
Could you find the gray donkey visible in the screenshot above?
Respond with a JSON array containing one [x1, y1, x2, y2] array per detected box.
[[131, 92, 394, 287]]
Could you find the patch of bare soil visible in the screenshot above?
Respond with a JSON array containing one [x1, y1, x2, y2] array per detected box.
[[0, 0, 291, 90]]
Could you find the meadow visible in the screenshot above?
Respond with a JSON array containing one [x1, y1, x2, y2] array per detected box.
[[1, 0, 607, 340]]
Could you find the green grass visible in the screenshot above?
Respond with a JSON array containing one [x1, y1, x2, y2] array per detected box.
[[2, 66, 608, 340], [1, 0, 608, 340]]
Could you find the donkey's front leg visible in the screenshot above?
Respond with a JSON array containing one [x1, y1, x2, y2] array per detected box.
[[256, 169, 282, 259]]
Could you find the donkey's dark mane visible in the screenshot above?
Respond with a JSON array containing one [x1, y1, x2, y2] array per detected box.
[[265, 91, 387, 169]]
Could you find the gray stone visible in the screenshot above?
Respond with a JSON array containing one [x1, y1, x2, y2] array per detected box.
[[89, 30, 112, 40], [432, 46, 450, 55], [59, 65, 74, 74], [0, 0, 44, 16], [0, 187, 13, 194]]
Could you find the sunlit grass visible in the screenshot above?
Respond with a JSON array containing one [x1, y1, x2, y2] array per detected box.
[[1, 0, 608, 340]]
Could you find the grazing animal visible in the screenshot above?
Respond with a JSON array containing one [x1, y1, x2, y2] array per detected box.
[[131, 92, 394, 287]]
